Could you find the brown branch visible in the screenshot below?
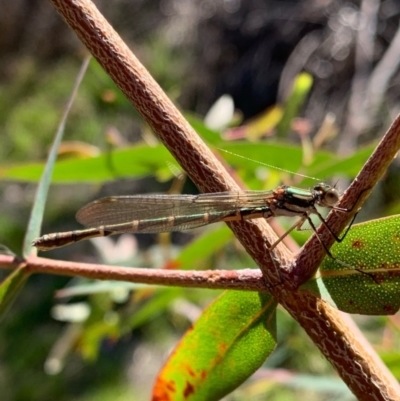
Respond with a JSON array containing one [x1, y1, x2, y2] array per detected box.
[[0, 254, 265, 291], [45, 1, 400, 399]]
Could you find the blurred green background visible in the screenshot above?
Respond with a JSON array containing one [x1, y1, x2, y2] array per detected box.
[[1, 1, 400, 400]]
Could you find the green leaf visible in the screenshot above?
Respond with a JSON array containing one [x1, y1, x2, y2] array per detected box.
[[80, 319, 120, 361], [3, 140, 373, 190], [217, 141, 334, 184], [55, 280, 146, 298], [186, 114, 223, 145], [380, 351, 400, 380], [128, 288, 183, 331], [0, 266, 30, 320], [308, 143, 377, 180], [23, 57, 91, 256], [276, 72, 313, 138], [217, 140, 374, 189], [152, 291, 277, 401], [217, 141, 374, 188], [1, 144, 175, 183], [172, 226, 234, 270], [237, 105, 283, 141], [301, 215, 400, 315]]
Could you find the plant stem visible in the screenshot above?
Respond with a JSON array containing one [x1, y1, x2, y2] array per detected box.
[[0, 254, 266, 291]]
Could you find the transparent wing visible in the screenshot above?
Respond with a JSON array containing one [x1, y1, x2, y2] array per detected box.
[[76, 190, 274, 233]]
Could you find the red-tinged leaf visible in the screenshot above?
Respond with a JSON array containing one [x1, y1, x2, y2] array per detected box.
[[301, 215, 400, 315], [152, 290, 277, 401]]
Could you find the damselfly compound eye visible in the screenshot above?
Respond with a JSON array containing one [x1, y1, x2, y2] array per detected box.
[[323, 188, 340, 207]]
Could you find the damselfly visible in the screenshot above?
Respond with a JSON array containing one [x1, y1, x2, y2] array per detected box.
[[33, 183, 354, 258]]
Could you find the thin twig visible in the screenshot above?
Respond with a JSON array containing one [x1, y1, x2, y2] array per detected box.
[[0, 254, 266, 292]]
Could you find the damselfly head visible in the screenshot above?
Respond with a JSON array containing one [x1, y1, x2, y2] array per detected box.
[[313, 183, 340, 207]]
